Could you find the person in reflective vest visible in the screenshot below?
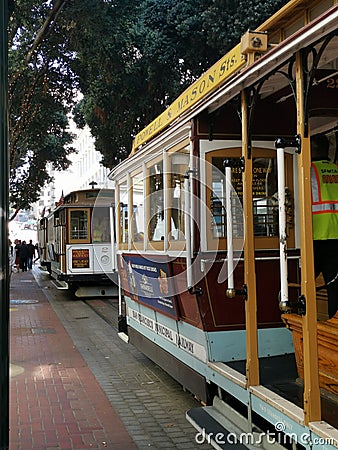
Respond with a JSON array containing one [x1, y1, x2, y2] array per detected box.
[[311, 133, 338, 318]]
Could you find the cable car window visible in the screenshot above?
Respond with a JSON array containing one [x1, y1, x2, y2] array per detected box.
[[211, 163, 226, 238], [132, 173, 144, 243], [169, 153, 189, 241], [54, 216, 62, 254], [211, 156, 279, 238], [91, 207, 111, 243], [119, 180, 129, 244], [210, 159, 244, 239], [252, 158, 278, 237], [70, 210, 89, 240], [47, 217, 54, 242], [148, 162, 164, 241]]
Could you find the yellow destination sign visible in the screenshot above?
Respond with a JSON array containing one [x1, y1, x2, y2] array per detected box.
[[132, 43, 245, 151]]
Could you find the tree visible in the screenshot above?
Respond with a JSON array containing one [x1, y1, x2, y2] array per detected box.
[[201, 0, 288, 52], [71, 0, 289, 167], [67, 0, 142, 166], [8, 0, 77, 218], [8, 0, 289, 216], [70, 0, 224, 167]]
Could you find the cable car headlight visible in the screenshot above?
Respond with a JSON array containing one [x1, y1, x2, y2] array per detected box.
[[101, 255, 110, 265]]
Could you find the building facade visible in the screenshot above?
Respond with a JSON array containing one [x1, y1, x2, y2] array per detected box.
[[37, 125, 113, 218]]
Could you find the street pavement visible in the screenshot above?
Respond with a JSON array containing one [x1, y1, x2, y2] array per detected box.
[[10, 266, 211, 449]]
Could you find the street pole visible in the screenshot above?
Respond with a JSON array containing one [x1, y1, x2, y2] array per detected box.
[[0, 1, 9, 449]]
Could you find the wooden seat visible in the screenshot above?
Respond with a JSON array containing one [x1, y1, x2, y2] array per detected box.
[[282, 310, 338, 396]]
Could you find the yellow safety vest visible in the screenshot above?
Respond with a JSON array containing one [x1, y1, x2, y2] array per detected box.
[[311, 160, 338, 240]]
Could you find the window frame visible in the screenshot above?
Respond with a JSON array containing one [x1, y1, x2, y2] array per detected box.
[[130, 168, 146, 251], [117, 177, 129, 250], [146, 154, 165, 250], [167, 147, 190, 251], [204, 146, 295, 251], [67, 208, 91, 244]]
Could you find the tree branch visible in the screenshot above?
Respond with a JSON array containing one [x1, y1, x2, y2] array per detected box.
[[25, 0, 69, 65]]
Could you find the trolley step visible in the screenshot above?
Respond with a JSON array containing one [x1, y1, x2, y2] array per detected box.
[[75, 285, 118, 298], [51, 279, 68, 290], [186, 395, 286, 450], [186, 406, 248, 449]]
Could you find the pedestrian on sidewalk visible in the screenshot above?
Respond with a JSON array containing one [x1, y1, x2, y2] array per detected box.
[[34, 242, 40, 264], [14, 239, 21, 272], [19, 240, 29, 272], [27, 239, 35, 270]]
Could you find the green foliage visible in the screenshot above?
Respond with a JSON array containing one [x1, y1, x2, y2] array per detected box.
[[69, 0, 221, 166], [8, 0, 289, 212], [201, 0, 288, 52], [8, 0, 77, 213], [66, 0, 147, 165], [70, 0, 288, 167]]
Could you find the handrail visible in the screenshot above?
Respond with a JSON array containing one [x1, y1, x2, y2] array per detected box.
[[275, 136, 300, 311], [184, 170, 193, 291], [225, 165, 235, 296], [276, 143, 289, 312]]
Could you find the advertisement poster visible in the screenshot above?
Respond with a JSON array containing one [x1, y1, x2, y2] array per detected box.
[[119, 254, 178, 318], [72, 248, 90, 268]]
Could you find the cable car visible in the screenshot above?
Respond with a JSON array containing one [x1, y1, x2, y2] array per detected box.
[[111, 1, 338, 447], [38, 188, 118, 297]]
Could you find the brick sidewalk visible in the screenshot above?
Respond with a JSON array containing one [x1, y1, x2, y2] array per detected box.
[[9, 270, 137, 450]]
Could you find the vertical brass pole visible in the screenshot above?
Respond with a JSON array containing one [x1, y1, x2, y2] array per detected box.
[[242, 90, 259, 386], [0, 1, 9, 448], [295, 51, 321, 423]]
